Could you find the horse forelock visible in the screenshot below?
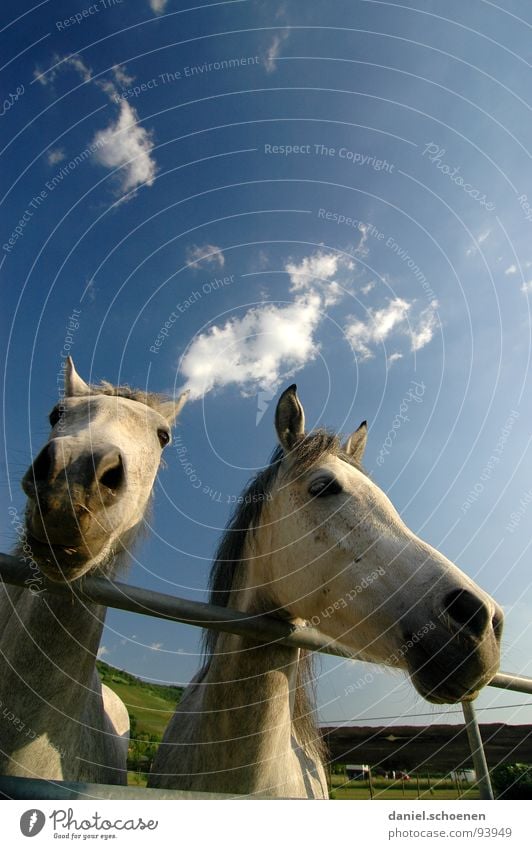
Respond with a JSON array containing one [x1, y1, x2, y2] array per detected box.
[[84, 380, 175, 419]]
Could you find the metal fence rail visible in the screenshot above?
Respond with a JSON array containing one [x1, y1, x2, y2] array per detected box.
[[1, 552, 531, 800]]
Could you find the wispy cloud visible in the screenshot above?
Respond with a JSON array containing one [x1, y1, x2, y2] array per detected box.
[[92, 99, 157, 197], [35, 53, 93, 87], [345, 298, 410, 360], [180, 293, 322, 399], [411, 301, 439, 351], [387, 352, 403, 368], [285, 249, 351, 305], [186, 243, 225, 270], [466, 229, 491, 257], [264, 30, 289, 73], [150, 641, 164, 650], [97, 645, 110, 658], [179, 247, 386, 398], [47, 148, 66, 166], [34, 55, 154, 200], [112, 64, 135, 86], [505, 264, 517, 275], [148, 0, 168, 13], [345, 298, 439, 360]]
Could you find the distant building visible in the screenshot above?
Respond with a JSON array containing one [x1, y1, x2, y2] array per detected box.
[[451, 769, 476, 783], [346, 764, 370, 780]]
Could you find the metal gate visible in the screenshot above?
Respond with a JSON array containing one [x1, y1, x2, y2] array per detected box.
[[1, 552, 531, 800]]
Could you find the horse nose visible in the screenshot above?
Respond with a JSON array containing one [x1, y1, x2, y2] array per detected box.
[[22, 441, 125, 499], [95, 449, 125, 495], [22, 440, 64, 492], [442, 588, 492, 640]]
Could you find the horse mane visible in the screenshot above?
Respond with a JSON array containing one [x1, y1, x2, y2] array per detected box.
[[75, 380, 179, 418], [202, 429, 345, 764], [85, 380, 176, 420]]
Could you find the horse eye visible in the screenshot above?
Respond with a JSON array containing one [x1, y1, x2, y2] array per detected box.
[[49, 407, 61, 427], [308, 477, 343, 498], [157, 428, 171, 448]]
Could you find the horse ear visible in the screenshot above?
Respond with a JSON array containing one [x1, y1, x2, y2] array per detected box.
[[275, 384, 305, 451], [160, 390, 189, 424], [343, 421, 368, 463], [64, 357, 90, 397]]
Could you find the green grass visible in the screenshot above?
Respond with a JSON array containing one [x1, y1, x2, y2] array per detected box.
[[99, 662, 482, 798], [127, 771, 149, 787], [97, 660, 182, 738], [329, 775, 480, 800]]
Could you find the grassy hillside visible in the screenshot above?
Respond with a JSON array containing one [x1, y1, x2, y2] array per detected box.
[[96, 660, 183, 738]]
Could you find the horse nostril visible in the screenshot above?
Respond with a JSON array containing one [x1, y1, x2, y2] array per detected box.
[[98, 455, 124, 493], [492, 609, 504, 641], [28, 443, 55, 485], [443, 588, 490, 639]]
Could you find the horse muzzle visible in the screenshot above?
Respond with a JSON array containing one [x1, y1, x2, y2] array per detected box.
[[401, 589, 503, 704]]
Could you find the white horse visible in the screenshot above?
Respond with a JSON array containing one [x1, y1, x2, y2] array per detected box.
[[149, 385, 503, 798], [0, 358, 187, 784]]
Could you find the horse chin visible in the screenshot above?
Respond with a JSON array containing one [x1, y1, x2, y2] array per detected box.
[[409, 672, 482, 705], [24, 531, 108, 584], [405, 647, 497, 705]]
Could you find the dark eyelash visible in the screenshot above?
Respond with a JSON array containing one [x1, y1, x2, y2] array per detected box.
[[157, 428, 171, 447], [308, 478, 343, 497]]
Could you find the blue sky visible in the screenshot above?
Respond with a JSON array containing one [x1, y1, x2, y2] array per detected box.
[[2, 0, 532, 729]]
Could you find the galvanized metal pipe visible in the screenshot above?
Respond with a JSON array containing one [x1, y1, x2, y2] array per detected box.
[[2, 553, 532, 695], [0, 553, 349, 657], [489, 671, 532, 695], [461, 700, 494, 799], [0, 775, 262, 800], [2, 552, 532, 803]]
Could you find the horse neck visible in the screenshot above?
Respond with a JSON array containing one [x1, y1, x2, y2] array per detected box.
[[183, 547, 326, 795], [1, 576, 105, 698], [0, 544, 121, 715]]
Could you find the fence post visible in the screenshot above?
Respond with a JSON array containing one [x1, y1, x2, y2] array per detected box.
[[462, 700, 494, 799]]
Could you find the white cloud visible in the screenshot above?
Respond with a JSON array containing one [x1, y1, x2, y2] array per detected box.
[[34, 55, 154, 201], [387, 352, 403, 367], [34, 53, 92, 87], [186, 243, 225, 270], [149, 0, 168, 13], [264, 30, 289, 73], [505, 264, 517, 275], [356, 223, 370, 256], [466, 229, 491, 258], [92, 100, 157, 196], [360, 281, 375, 296], [345, 297, 438, 360], [112, 65, 135, 86], [97, 646, 109, 658], [33, 66, 57, 86], [345, 298, 410, 359], [47, 148, 66, 165], [179, 248, 383, 398], [66, 54, 92, 82], [180, 294, 322, 399], [410, 300, 439, 351], [150, 641, 164, 650], [521, 280, 532, 294], [285, 249, 351, 305]]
